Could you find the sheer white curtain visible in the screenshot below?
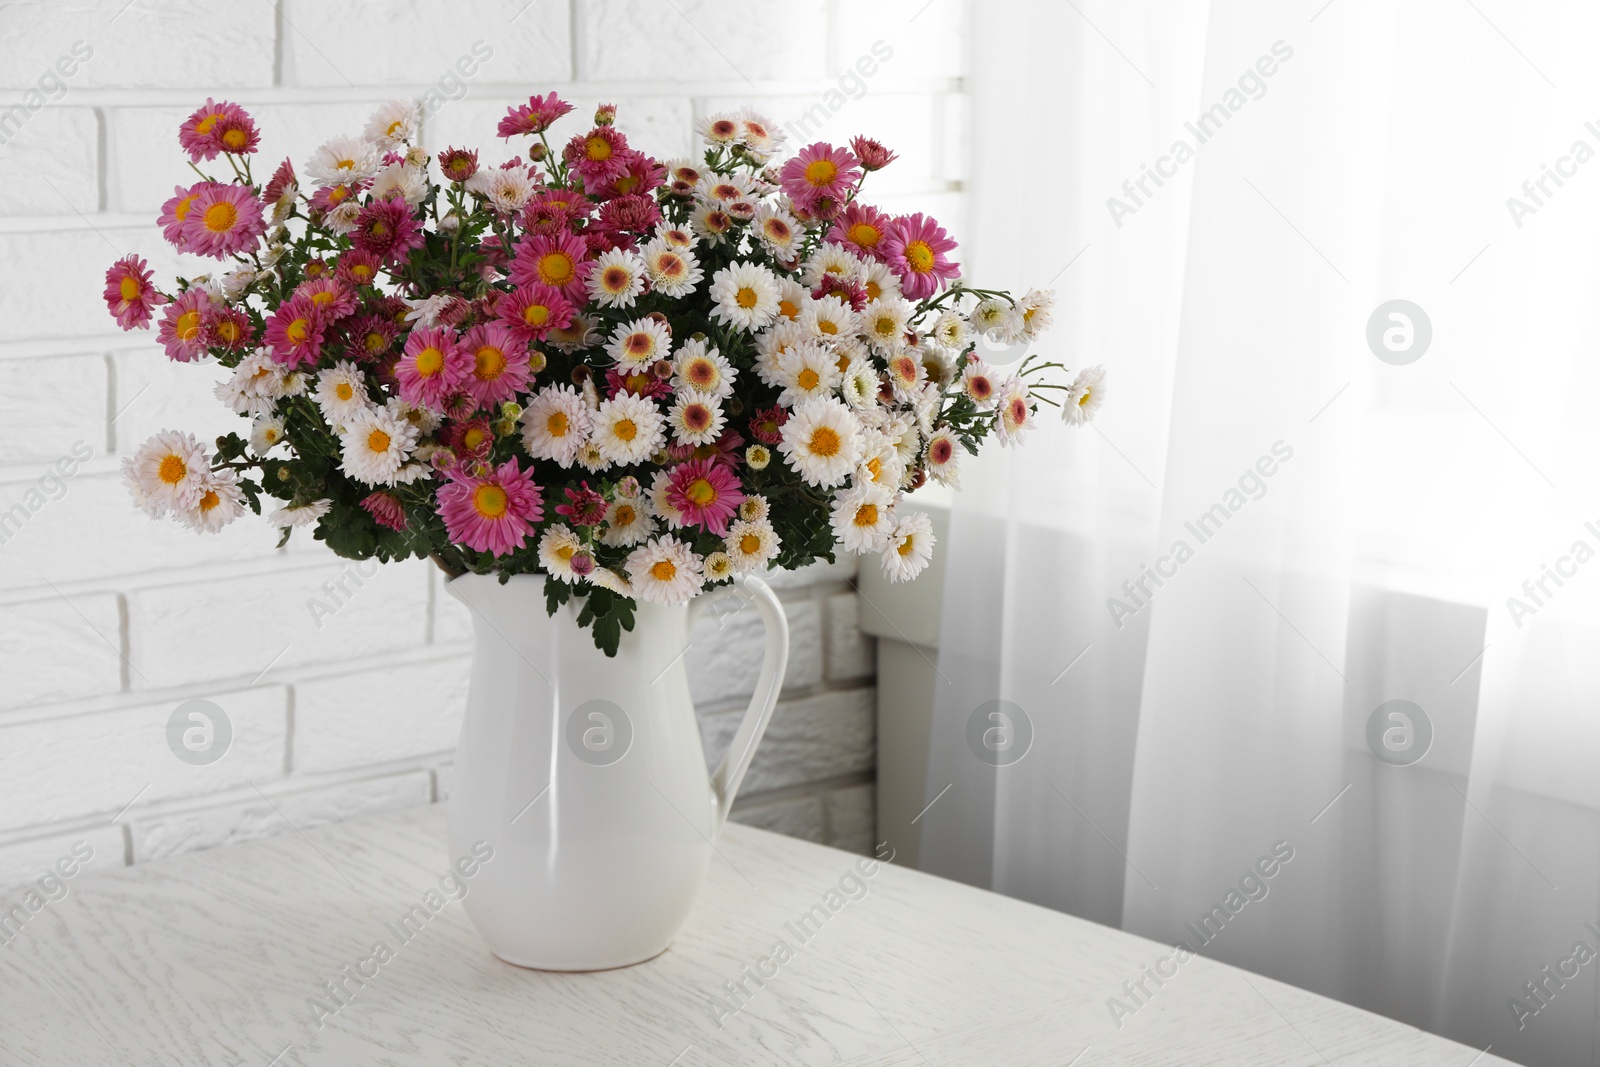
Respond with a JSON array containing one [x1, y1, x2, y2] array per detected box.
[[919, 1, 1600, 1063]]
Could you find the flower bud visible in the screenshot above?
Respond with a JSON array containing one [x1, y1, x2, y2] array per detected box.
[[594, 103, 617, 126]]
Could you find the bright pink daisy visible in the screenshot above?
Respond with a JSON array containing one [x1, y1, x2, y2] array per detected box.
[[352, 196, 424, 264], [213, 107, 260, 156], [181, 183, 266, 259], [335, 249, 383, 288], [508, 230, 591, 304], [779, 142, 861, 212], [156, 290, 213, 362], [663, 459, 745, 535], [666, 429, 746, 470], [595, 193, 660, 242], [310, 181, 366, 214], [437, 457, 545, 556], [591, 150, 665, 200], [362, 491, 409, 531], [498, 92, 574, 138], [605, 365, 671, 400], [555, 482, 607, 526], [158, 182, 213, 251], [562, 125, 630, 192], [496, 283, 574, 343], [881, 213, 960, 300], [395, 326, 471, 410], [264, 295, 327, 367], [748, 406, 788, 445], [460, 322, 531, 409], [438, 146, 479, 183], [826, 202, 894, 263], [446, 417, 495, 461], [295, 276, 358, 321], [177, 98, 239, 163], [205, 305, 254, 351], [104, 255, 166, 330]]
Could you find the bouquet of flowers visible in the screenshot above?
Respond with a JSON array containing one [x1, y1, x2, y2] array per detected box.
[[106, 94, 1105, 653]]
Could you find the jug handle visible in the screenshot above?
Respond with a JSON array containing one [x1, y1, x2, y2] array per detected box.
[[693, 575, 789, 828]]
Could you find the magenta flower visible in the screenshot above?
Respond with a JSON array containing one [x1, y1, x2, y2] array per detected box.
[[460, 322, 531, 409], [156, 290, 212, 362], [180, 183, 266, 259], [497, 283, 574, 343], [264, 295, 327, 368], [294, 276, 358, 321], [498, 92, 574, 138], [591, 150, 665, 200], [438, 146, 479, 183], [555, 483, 608, 526], [508, 230, 591, 304], [310, 180, 365, 214], [826, 202, 894, 263], [881, 213, 960, 300], [335, 249, 382, 288], [562, 125, 630, 192], [104, 255, 166, 331], [446, 417, 495, 461], [664, 459, 746, 536], [395, 326, 471, 410], [437, 458, 545, 556], [352, 196, 424, 264], [666, 429, 746, 470], [205, 305, 254, 351], [362, 491, 409, 531], [779, 142, 861, 212], [604, 365, 671, 400], [263, 158, 297, 205], [177, 98, 242, 163], [214, 107, 260, 156], [158, 182, 214, 251], [345, 313, 399, 362], [749, 407, 788, 446], [849, 135, 898, 172]]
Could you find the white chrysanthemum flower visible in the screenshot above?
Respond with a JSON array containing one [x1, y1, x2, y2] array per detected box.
[[250, 415, 286, 453], [386, 396, 443, 436], [393, 461, 431, 485], [884, 415, 922, 468], [306, 135, 380, 187], [800, 294, 858, 341], [691, 201, 735, 245], [754, 203, 801, 259], [930, 310, 972, 353], [754, 320, 809, 387], [648, 468, 685, 528], [880, 510, 936, 583], [856, 429, 904, 490], [125, 430, 210, 513], [369, 161, 427, 206], [884, 350, 928, 403], [862, 296, 913, 353], [538, 524, 587, 583], [593, 392, 666, 465], [269, 499, 331, 528], [1062, 365, 1107, 426], [801, 243, 864, 289], [924, 427, 962, 488], [548, 312, 601, 353], [696, 171, 755, 205], [962, 359, 1001, 409], [738, 496, 769, 523], [736, 106, 786, 158], [178, 468, 246, 534], [831, 482, 895, 554], [587, 247, 646, 309], [859, 258, 901, 303], [775, 277, 810, 323], [402, 292, 455, 327], [668, 390, 727, 446], [709, 262, 781, 332], [339, 408, 419, 486], [221, 268, 257, 302], [995, 378, 1034, 447], [746, 444, 771, 469], [725, 518, 780, 573], [673, 339, 735, 399], [776, 340, 841, 408], [1019, 288, 1056, 339], [840, 358, 880, 413], [599, 493, 655, 547], [704, 551, 734, 582], [315, 360, 371, 430], [364, 100, 420, 148], [698, 111, 741, 145], [466, 164, 537, 214], [323, 200, 362, 235], [654, 222, 697, 249], [589, 567, 634, 596], [912, 383, 941, 437], [779, 397, 862, 488], [607, 316, 673, 368], [575, 439, 609, 473], [519, 384, 591, 468], [640, 239, 703, 298], [972, 297, 1024, 342], [625, 535, 705, 605]]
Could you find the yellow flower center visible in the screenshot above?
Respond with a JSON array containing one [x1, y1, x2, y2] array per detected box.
[[778, 298, 799, 320], [739, 533, 761, 555], [222, 127, 248, 150], [848, 222, 881, 248], [615, 175, 638, 194], [804, 158, 838, 186], [367, 429, 391, 453], [158, 454, 187, 484], [199, 490, 221, 511], [203, 202, 237, 234], [175, 310, 203, 341], [735, 286, 758, 309], [386, 119, 405, 137], [557, 543, 575, 561], [809, 427, 841, 458], [414, 346, 444, 377], [625, 334, 652, 356], [286, 318, 311, 345], [585, 135, 612, 161], [523, 303, 550, 326], [866, 456, 883, 481], [175, 194, 198, 221], [474, 346, 506, 380], [463, 426, 488, 450], [215, 319, 242, 343], [119, 276, 142, 301], [364, 331, 387, 352], [865, 280, 882, 301], [310, 290, 335, 307], [336, 157, 356, 171], [650, 559, 677, 581], [547, 412, 568, 436], [613, 504, 636, 525], [898, 535, 916, 557], [817, 320, 838, 336], [538, 252, 574, 285], [473, 484, 508, 519], [195, 113, 221, 135], [853, 504, 879, 528], [602, 266, 630, 292], [686, 478, 716, 506], [905, 240, 935, 272], [797, 368, 820, 390], [613, 418, 637, 442], [328, 186, 350, 205]]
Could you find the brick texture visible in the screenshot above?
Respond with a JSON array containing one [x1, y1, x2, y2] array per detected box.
[[0, 0, 968, 885]]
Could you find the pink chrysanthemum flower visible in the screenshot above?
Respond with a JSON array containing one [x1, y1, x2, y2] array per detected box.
[[849, 136, 898, 172], [104, 255, 166, 331], [437, 457, 545, 556], [748, 406, 788, 445], [352, 195, 424, 264], [177, 98, 240, 163], [310, 181, 365, 214], [265, 295, 327, 367], [446, 417, 495, 460], [826, 203, 894, 263], [881, 213, 960, 300], [779, 142, 861, 212], [214, 107, 260, 156], [438, 146, 479, 183], [158, 182, 213, 251], [555, 482, 608, 527], [666, 429, 746, 470], [460, 322, 531, 409], [593, 150, 666, 200], [361, 491, 409, 531], [497, 283, 574, 343], [813, 273, 869, 312], [156, 290, 212, 362], [498, 92, 574, 138], [346, 314, 399, 362], [205, 305, 254, 351], [509, 230, 591, 304], [521, 188, 593, 235], [395, 326, 471, 410], [181, 183, 266, 259], [604, 365, 671, 400], [335, 249, 382, 288], [596, 193, 661, 240], [263, 158, 297, 205], [295, 276, 359, 321], [563, 125, 630, 191], [663, 458, 746, 536]]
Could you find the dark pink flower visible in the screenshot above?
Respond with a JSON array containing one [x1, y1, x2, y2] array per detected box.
[[749, 407, 787, 445], [666, 429, 745, 470], [335, 249, 382, 288], [826, 202, 894, 263], [437, 457, 545, 556], [158, 182, 215, 251], [446, 417, 495, 461], [496, 283, 574, 343], [663, 459, 745, 535], [264, 295, 327, 367], [555, 482, 608, 526], [345, 314, 399, 362], [205, 305, 254, 351], [498, 92, 574, 138], [214, 107, 260, 156], [310, 181, 366, 214], [352, 196, 424, 264], [562, 125, 630, 192], [779, 142, 861, 211], [362, 491, 409, 531], [438, 146, 479, 183], [263, 158, 297, 205], [294, 276, 358, 321], [177, 98, 241, 163], [395, 326, 471, 410], [849, 135, 898, 172], [508, 230, 591, 304], [605, 365, 671, 400], [103, 255, 166, 331], [881, 212, 960, 300], [157, 290, 213, 362], [460, 322, 531, 409]]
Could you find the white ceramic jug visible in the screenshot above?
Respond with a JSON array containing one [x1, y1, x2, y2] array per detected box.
[[444, 571, 789, 970]]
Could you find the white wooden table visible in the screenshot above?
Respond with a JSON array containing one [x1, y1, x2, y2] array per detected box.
[[0, 806, 1506, 1065]]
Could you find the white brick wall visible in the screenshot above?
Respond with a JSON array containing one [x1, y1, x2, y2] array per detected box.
[[0, 0, 966, 887]]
